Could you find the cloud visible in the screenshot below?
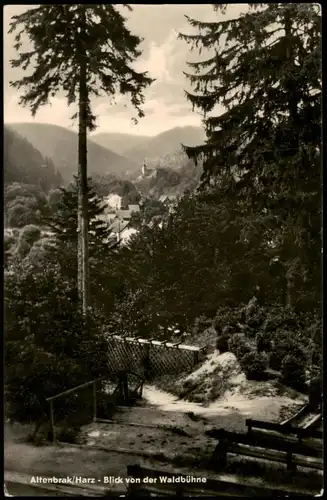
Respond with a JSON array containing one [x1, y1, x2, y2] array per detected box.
[[3, 4, 246, 136], [135, 29, 179, 83], [5, 93, 78, 131]]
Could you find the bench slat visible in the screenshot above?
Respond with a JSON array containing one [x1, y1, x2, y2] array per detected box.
[[246, 418, 323, 440], [228, 443, 323, 471], [208, 429, 322, 458]]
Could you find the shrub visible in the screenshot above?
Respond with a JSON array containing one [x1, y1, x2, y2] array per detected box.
[[256, 331, 272, 353], [269, 336, 307, 371], [216, 334, 230, 354], [280, 355, 306, 391], [240, 351, 268, 380], [20, 225, 41, 246], [14, 237, 32, 260], [269, 350, 283, 371], [193, 315, 212, 334], [213, 305, 243, 332], [228, 333, 252, 359]]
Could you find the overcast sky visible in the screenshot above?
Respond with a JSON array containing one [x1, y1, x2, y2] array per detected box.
[[4, 4, 246, 136]]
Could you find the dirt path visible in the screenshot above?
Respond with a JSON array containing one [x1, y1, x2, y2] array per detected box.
[[142, 384, 306, 423]]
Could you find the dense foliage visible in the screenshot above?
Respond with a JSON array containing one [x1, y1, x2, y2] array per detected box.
[[4, 262, 109, 425]]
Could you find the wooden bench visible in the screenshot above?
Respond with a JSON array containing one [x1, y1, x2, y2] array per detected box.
[[207, 428, 323, 472], [125, 464, 316, 497], [246, 418, 323, 441]]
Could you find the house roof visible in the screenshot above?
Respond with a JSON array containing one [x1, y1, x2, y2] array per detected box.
[[116, 209, 132, 219], [129, 204, 140, 212], [109, 219, 130, 234]]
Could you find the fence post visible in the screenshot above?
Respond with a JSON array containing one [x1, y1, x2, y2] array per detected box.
[[286, 451, 296, 472], [49, 400, 55, 443], [93, 381, 97, 422], [144, 343, 151, 380], [122, 373, 129, 404]]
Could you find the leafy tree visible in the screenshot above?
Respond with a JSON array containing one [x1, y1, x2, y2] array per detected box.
[[47, 188, 63, 211], [5, 182, 48, 206], [4, 232, 18, 265], [89, 174, 117, 198], [5, 183, 49, 228], [179, 4, 322, 311], [11, 225, 42, 261], [4, 261, 109, 427], [9, 4, 154, 311], [130, 198, 168, 229], [7, 203, 32, 228]]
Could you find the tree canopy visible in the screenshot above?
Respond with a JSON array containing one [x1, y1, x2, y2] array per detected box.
[[179, 3, 322, 310], [9, 4, 154, 130]]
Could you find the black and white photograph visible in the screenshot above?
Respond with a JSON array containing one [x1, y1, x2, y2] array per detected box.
[[4, 3, 322, 497]]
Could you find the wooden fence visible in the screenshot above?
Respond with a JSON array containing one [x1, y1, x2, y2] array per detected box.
[[207, 427, 323, 473], [106, 334, 205, 379], [45, 371, 144, 442]]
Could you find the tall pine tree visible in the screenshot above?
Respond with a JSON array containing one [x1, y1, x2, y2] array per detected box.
[[9, 5, 154, 312], [179, 4, 321, 310], [40, 178, 122, 315]]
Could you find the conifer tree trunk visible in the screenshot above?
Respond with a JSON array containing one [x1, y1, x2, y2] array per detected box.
[[283, 9, 297, 312], [77, 19, 90, 313]]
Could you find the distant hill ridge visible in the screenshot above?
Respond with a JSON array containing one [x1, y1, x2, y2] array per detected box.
[[6, 122, 139, 183], [91, 125, 206, 161], [122, 126, 206, 163], [90, 132, 151, 156], [4, 125, 63, 192]]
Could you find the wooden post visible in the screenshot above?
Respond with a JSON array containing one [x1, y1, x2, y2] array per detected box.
[[122, 373, 129, 405], [93, 381, 97, 422], [286, 451, 296, 472], [144, 344, 151, 380], [49, 400, 55, 443]]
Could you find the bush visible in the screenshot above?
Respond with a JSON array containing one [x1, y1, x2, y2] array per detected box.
[[256, 331, 272, 353], [269, 350, 283, 371], [213, 305, 243, 332], [20, 225, 41, 246], [228, 333, 252, 359], [193, 315, 212, 334], [240, 351, 268, 380], [216, 334, 230, 354], [280, 355, 306, 391], [269, 335, 307, 371]]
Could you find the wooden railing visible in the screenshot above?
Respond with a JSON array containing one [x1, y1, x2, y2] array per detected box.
[[207, 428, 323, 472]]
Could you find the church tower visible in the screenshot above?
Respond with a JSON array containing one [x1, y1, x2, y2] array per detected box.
[[141, 159, 147, 178]]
